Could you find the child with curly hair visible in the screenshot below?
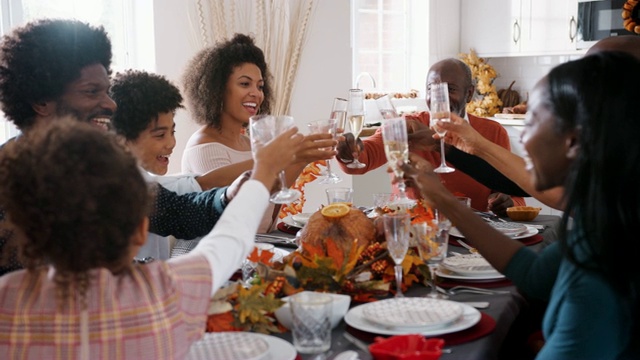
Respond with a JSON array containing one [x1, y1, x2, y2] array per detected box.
[[0, 117, 304, 358]]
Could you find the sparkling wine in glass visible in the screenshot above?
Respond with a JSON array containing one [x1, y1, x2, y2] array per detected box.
[[308, 119, 341, 184], [414, 220, 449, 299], [330, 97, 348, 135], [375, 94, 399, 119], [381, 117, 415, 207], [382, 213, 410, 298], [429, 82, 455, 173], [249, 114, 301, 204], [346, 89, 366, 169]]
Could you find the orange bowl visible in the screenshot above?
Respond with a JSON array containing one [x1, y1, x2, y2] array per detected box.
[[369, 335, 444, 360], [506, 206, 542, 221]]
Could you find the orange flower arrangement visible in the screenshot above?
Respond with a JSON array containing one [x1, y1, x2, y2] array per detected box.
[[278, 160, 326, 218]]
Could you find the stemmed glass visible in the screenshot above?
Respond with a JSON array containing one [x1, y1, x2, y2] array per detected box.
[[429, 82, 455, 173], [330, 97, 348, 135], [308, 119, 341, 184], [346, 89, 366, 169], [249, 114, 301, 204], [415, 211, 451, 299], [381, 117, 415, 207], [382, 213, 411, 298], [375, 94, 399, 119]]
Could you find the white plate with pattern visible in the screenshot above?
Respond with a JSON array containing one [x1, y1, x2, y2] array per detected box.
[[187, 332, 270, 360], [449, 225, 537, 239], [361, 298, 464, 329], [442, 253, 501, 277], [291, 212, 313, 225], [281, 215, 304, 229], [345, 301, 481, 336]]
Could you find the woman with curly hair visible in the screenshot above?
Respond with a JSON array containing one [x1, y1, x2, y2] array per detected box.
[[0, 117, 304, 358], [181, 33, 335, 232]]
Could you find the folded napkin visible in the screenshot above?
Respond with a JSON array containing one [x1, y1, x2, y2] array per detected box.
[[346, 313, 496, 346]]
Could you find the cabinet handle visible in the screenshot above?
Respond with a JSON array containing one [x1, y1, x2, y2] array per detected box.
[[569, 16, 577, 42], [513, 19, 521, 44]]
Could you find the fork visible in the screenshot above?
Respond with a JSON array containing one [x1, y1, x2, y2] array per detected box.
[[448, 285, 511, 295]]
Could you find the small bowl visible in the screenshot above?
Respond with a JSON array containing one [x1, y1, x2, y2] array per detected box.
[[369, 335, 445, 360], [506, 206, 542, 221], [274, 291, 351, 330]]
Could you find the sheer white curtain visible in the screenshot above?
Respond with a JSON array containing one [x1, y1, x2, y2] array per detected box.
[[189, 0, 316, 115]]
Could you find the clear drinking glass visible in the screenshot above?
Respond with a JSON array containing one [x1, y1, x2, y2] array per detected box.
[[382, 213, 411, 298], [429, 82, 455, 173], [346, 89, 366, 169], [416, 210, 452, 298], [381, 117, 415, 207], [249, 114, 301, 204], [375, 94, 399, 119], [330, 97, 348, 135], [308, 119, 341, 184]]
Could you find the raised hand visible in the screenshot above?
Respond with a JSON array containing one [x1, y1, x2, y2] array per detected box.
[[294, 133, 338, 164], [435, 113, 487, 156], [406, 119, 438, 152], [336, 132, 363, 163]]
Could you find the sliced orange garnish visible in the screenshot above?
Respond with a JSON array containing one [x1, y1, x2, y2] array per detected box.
[[320, 203, 350, 218]]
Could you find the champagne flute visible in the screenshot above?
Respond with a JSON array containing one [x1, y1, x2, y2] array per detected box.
[[307, 119, 341, 184], [429, 82, 455, 173], [375, 94, 399, 119], [346, 89, 366, 169], [381, 117, 415, 207], [414, 220, 449, 299], [249, 114, 301, 204], [382, 213, 410, 298], [330, 97, 348, 135]]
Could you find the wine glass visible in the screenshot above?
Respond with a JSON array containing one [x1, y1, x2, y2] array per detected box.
[[308, 119, 342, 184], [415, 210, 452, 299], [429, 82, 455, 173], [375, 94, 399, 119], [249, 114, 301, 204], [346, 89, 366, 169], [381, 117, 415, 207], [330, 97, 348, 135], [382, 213, 411, 298]]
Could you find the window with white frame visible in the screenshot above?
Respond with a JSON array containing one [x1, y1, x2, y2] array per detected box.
[[351, 0, 428, 94], [0, 0, 155, 143]]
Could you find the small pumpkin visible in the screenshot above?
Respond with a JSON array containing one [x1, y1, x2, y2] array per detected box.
[[497, 81, 521, 110]]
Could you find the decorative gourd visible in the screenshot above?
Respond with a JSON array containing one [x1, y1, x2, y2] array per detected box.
[[497, 81, 520, 111]]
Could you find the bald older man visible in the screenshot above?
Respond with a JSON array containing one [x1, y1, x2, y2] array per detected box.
[[337, 58, 526, 215]]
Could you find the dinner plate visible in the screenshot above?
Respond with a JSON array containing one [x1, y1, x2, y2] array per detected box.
[[291, 212, 313, 225], [436, 267, 506, 281], [186, 332, 270, 360], [449, 225, 538, 240], [361, 297, 464, 329], [442, 253, 500, 276], [281, 215, 304, 229], [345, 301, 481, 336], [256, 333, 296, 360]]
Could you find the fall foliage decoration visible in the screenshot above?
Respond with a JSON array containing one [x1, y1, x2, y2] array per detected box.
[[622, 0, 640, 34], [278, 161, 325, 219], [459, 49, 502, 117]]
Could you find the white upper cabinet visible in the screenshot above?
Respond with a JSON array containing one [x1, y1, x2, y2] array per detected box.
[[461, 0, 580, 56]]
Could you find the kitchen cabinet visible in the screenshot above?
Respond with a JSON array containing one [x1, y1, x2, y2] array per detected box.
[[460, 0, 579, 56]]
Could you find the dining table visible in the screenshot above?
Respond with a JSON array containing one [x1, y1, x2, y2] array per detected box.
[[263, 214, 563, 360]]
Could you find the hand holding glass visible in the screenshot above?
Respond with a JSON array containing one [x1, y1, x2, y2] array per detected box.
[[382, 213, 411, 298], [381, 117, 415, 207], [346, 89, 366, 169], [330, 97, 348, 134], [308, 119, 341, 184], [429, 83, 455, 173], [249, 115, 301, 203]]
